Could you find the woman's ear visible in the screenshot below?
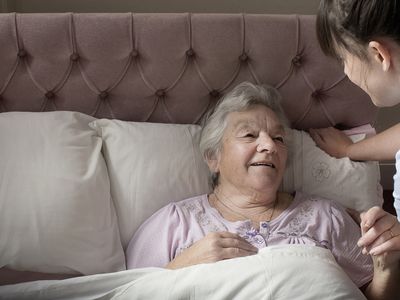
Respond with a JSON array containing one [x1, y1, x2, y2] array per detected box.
[[206, 151, 220, 173], [368, 41, 391, 72]]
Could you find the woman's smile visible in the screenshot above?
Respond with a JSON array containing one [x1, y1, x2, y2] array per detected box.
[[214, 104, 287, 195]]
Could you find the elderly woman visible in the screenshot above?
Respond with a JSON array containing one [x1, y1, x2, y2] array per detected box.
[[126, 82, 399, 299]]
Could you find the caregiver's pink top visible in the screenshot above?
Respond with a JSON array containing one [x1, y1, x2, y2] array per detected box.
[[126, 192, 373, 287]]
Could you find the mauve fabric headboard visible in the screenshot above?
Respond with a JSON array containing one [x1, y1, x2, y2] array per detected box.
[[0, 13, 377, 129]]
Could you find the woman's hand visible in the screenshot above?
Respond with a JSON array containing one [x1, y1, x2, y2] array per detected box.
[[309, 127, 353, 158], [357, 207, 400, 265], [166, 231, 258, 269]]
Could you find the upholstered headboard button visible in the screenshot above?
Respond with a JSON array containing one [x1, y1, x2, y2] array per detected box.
[[70, 53, 80, 62], [210, 90, 220, 99], [292, 55, 302, 67], [45, 91, 55, 100], [17, 49, 27, 58], [186, 48, 195, 58], [130, 50, 139, 58], [156, 89, 166, 98], [311, 90, 323, 100], [99, 91, 109, 100], [239, 53, 249, 62]]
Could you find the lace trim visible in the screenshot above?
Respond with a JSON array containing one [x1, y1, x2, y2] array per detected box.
[[181, 200, 223, 232]]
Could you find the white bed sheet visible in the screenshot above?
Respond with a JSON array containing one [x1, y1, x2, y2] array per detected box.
[[0, 245, 366, 300]]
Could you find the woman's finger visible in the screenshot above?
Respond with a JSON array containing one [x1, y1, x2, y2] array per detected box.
[[218, 237, 258, 253], [220, 247, 258, 260], [217, 231, 258, 249], [208, 231, 258, 252], [217, 231, 246, 239]]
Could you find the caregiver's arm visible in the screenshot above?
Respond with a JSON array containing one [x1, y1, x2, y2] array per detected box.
[[309, 124, 400, 161], [357, 207, 400, 300]]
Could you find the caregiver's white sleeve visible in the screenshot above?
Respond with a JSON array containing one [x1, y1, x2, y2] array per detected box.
[[392, 150, 400, 221]]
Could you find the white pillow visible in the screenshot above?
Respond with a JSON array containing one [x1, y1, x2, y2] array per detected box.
[[91, 120, 382, 247], [283, 129, 383, 212], [90, 120, 211, 249], [0, 112, 126, 275]]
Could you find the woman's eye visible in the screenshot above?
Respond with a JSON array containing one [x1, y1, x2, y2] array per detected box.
[[240, 132, 256, 138], [274, 136, 284, 143]]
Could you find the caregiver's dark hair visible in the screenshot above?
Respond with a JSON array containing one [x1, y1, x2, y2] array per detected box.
[[316, 0, 400, 61]]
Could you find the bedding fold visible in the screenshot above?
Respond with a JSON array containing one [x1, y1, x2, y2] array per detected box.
[[0, 245, 366, 300]]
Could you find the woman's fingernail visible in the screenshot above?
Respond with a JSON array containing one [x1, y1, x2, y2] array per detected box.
[[369, 249, 377, 256], [357, 239, 364, 247]]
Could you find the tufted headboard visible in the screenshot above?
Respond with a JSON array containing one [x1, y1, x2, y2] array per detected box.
[[0, 13, 377, 129]]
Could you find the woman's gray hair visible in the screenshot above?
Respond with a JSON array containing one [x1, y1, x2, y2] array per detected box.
[[199, 81, 290, 188]]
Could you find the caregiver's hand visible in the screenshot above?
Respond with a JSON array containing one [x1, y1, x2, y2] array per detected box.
[[358, 207, 400, 267], [309, 127, 353, 159], [166, 231, 258, 269]]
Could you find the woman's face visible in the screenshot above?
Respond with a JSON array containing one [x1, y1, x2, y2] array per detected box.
[[341, 48, 400, 107], [212, 104, 288, 195]]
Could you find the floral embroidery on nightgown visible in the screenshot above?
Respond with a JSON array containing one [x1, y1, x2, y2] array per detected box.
[[286, 198, 315, 233], [274, 198, 330, 248], [176, 200, 225, 256], [181, 201, 222, 232], [235, 197, 330, 249], [180, 196, 331, 252]]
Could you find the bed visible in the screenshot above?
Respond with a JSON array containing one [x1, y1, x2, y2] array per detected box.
[[0, 13, 383, 299]]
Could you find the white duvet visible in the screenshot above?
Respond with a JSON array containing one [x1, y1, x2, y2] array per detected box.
[[0, 245, 366, 300]]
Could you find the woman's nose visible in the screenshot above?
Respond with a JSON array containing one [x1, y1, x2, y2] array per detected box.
[[256, 134, 276, 153]]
